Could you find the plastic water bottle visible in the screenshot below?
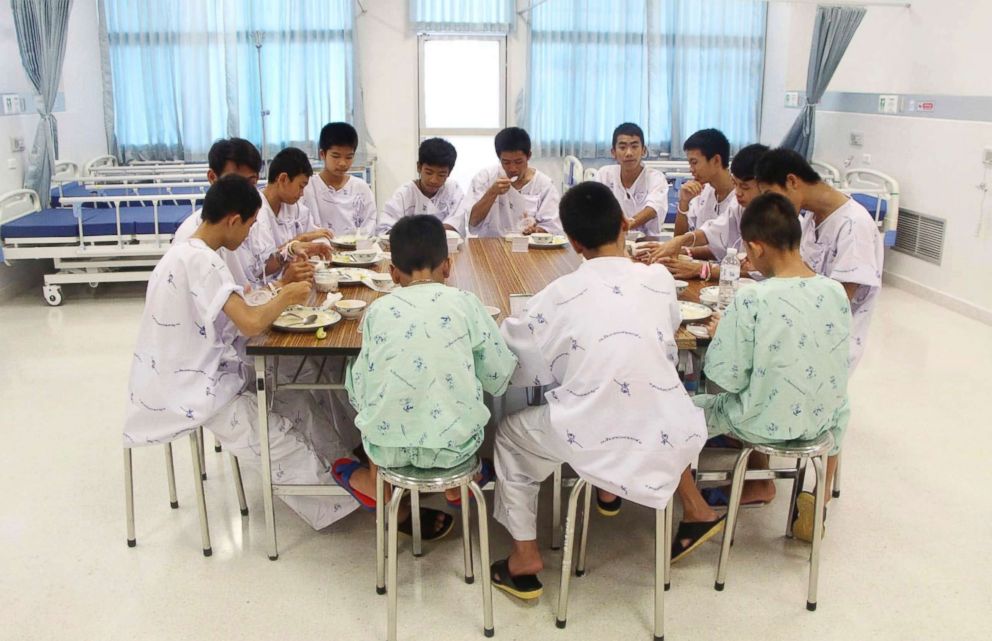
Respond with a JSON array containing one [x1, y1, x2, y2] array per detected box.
[[718, 248, 741, 310]]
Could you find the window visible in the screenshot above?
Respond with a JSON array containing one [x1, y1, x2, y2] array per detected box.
[[527, 0, 766, 159], [418, 35, 506, 191], [102, 0, 354, 160], [410, 0, 515, 34]]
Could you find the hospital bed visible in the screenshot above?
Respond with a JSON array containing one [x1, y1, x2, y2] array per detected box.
[[84, 155, 209, 177], [812, 160, 842, 187], [0, 189, 203, 305], [841, 168, 900, 247], [51, 174, 211, 208]]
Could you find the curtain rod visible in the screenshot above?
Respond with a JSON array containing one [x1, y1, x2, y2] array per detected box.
[[519, 0, 911, 18]]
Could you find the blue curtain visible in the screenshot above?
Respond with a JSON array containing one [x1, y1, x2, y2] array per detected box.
[[528, 0, 766, 159], [410, 0, 515, 33], [101, 0, 354, 161]]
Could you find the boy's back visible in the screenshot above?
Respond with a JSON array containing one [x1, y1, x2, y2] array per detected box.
[[345, 283, 516, 468], [702, 275, 851, 444]]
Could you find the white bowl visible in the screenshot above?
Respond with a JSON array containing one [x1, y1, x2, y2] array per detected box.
[[673, 280, 688, 295], [347, 250, 379, 264], [484, 305, 500, 318], [334, 299, 367, 319], [530, 232, 553, 245], [314, 271, 339, 293], [369, 272, 393, 284]]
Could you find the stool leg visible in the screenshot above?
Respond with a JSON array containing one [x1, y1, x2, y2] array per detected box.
[[376, 472, 386, 595], [575, 482, 592, 577], [214, 434, 223, 453], [556, 479, 586, 629], [786, 458, 808, 538], [411, 490, 422, 557], [196, 426, 207, 481], [189, 432, 212, 557], [387, 487, 406, 641], [654, 507, 666, 641], [230, 454, 248, 516], [664, 501, 673, 591], [469, 481, 494, 637], [551, 464, 562, 550], [124, 448, 136, 547], [831, 452, 842, 499], [808, 455, 827, 611], [715, 448, 751, 591], [164, 442, 179, 509], [461, 484, 474, 584]]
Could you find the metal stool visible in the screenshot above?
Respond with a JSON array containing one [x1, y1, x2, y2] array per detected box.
[[831, 452, 842, 498], [556, 479, 673, 640], [375, 456, 494, 641], [714, 432, 833, 611], [124, 429, 248, 557]]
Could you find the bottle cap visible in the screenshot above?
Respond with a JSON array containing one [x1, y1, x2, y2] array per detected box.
[[726, 248, 738, 257]]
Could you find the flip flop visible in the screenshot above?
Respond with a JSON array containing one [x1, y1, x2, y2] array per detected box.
[[595, 492, 622, 517], [332, 458, 376, 512], [792, 491, 826, 543], [671, 515, 727, 563], [705, 435, 741, 449], [490, 558, 543, 600], [446, 458, 496, 509], [702, 486, 771, 508], [398, 506, 454, 542]]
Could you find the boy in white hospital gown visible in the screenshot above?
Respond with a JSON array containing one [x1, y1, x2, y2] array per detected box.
[[489, 182, 705, 600], [378, 137, 468, 237], [124, 176, 358, 531], [592, 122, 668, 236]]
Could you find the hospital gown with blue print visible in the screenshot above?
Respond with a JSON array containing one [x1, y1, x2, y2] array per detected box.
[[694, 275, 851, 454], [345, 283, 517, 469]]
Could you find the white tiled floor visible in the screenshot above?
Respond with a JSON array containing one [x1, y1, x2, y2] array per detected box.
[[1, 281, 989, 640]]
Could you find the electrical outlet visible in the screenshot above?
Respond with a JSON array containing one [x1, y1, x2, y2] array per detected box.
[[862, 154, 872, 165], [984, 147, 992, 166], [878, 95, 899, 115], [784, 91, 800, 108], [10, 137, 25, 152], [850, 132, 864, 147], [2, 94, 24, 115], [7, 158, 17, 170]]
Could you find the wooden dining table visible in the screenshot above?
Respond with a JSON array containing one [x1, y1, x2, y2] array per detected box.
[[245, 237, 715, 560]]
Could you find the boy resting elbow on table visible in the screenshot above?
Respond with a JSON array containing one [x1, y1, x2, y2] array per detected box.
[[124, 175, 361, 531], [338, 215, 518, 541], [670, 193, 851, 562]]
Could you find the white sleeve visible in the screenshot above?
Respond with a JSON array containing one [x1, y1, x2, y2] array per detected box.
[[534, 179, 563, 236], [685, 194, 704, 230], [827, 214, 883, 288], [467, 169, 494, 234], [698, 208, 733, 257], [190, 253, 242, 323], [377, 187, 406, 237], [643, 170, 669, 218], [357, 182, 378, 237], [442, 183, 468, 237], [500, 309, 554, 388]]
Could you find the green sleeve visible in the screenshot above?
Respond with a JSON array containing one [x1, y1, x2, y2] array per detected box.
[[703, 289, 757, 394], [466, 295, 518, 396]]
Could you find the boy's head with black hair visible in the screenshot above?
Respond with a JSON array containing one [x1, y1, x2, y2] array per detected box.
[[199, 174, 263, 250], [611, 122, 647, 168], [207, 137, 263, 185], [388, 214, 451, 284], [729, 143, 770, 208], [683, 128, 731, 185], [416, 137, 457, 198], [754, 147, 823, 213], [739, 192, 804, 277], [266, 147, 312, 205], [318, 122, 359, 183], [494, 127, 532, 180], [559, 181, 628, 255]]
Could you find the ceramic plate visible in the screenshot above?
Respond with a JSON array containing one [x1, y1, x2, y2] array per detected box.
[[272, 308, 341, 333], [529, 235, 569, 248], [679, 301, 712, 323], [626, 230, 645, 241], [329, 235, 359, 248], [331, 253, 382, 267], [326, 267, 374, 284]]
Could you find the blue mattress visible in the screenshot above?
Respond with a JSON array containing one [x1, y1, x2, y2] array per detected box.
[[2, 206, 195, 240], [851, 193, 888, 221], [51, 182, 205, 208]]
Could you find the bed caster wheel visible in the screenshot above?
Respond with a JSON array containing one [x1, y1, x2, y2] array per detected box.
[[43, 285, 63, 306]]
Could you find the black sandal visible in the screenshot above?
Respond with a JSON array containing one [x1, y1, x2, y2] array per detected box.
[[397, 507, 454, 542], [491, 558, 543, 600], [596, 493, 622, 517], [670, 516, 726, 563]]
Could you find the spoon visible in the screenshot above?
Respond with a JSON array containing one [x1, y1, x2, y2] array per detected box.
[[288, 314, 318, 327]]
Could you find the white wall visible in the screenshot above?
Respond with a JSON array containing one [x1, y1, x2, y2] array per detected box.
[[761, 0, 992, 321], [0, 0, 106, 300]]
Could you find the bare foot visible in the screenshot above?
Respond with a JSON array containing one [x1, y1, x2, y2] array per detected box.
[[507, 541, 544, 576], [739, 479, 776, 505], [597, 489, 617, 503]]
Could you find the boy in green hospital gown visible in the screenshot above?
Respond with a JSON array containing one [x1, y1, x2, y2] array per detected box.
[[672, 192, 851, 561], [336, 215, 517, 539]]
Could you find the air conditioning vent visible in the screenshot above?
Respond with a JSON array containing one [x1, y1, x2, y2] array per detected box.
[[892, 209, 945, 265]]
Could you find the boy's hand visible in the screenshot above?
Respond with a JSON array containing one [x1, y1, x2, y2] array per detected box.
[[282, 257, 315, 284], [706, 311, 722, 336], [678, 180, 703, 209], [521, 224, 546, 235], [298, 241, 332, 260], [643, 237, 683, 263], [633, 241, 659, 263], [659, 257, 704, 280], [296, 229, 333, 243], [280, 281, 312, 307], [488, 178, 512, 197]]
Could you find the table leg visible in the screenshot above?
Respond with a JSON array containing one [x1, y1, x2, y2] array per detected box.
[[256, 355, 278, 560]]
